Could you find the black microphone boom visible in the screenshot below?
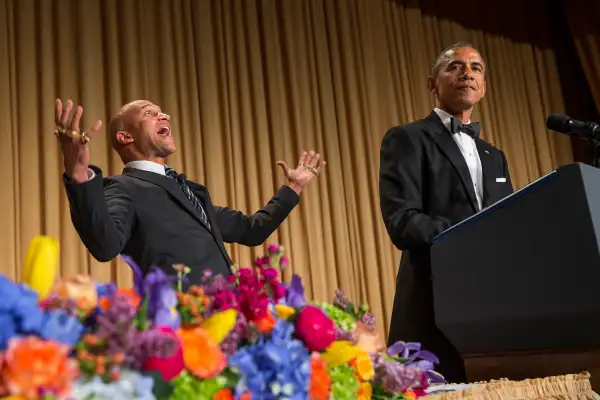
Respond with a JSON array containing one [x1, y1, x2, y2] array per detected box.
[[546, 114, 600, 141]]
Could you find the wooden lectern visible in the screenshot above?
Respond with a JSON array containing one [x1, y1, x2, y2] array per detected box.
[[431, 163, 600, 388]]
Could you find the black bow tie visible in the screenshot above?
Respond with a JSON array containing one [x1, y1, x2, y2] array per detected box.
[[450, 117, 480, 139]]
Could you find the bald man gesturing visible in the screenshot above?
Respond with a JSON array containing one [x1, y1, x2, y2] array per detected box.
[[56, 99, 325, 282]]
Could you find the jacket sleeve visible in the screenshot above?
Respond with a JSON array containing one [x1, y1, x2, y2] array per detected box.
[[63, 166, 135, 262], [379, 126, 452, 250], [213, 185, 300, 246]]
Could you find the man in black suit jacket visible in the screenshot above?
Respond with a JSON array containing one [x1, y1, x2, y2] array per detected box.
[[54, 99, 325, 284], [379, 43, 514, 383]]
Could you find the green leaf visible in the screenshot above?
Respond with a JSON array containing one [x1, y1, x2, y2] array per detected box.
[[145, 370, 175, 399]]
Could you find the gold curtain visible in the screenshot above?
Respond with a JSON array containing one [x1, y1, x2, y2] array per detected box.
[[563, 0, 600, 113], [0, 0, 573, 337]]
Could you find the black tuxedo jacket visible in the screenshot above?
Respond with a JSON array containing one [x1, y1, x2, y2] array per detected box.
[[380, 111, 514, 345], [63, 166, 300, 284]]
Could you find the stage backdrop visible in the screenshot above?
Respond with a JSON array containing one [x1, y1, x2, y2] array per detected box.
[[0, 0, 580, 337]]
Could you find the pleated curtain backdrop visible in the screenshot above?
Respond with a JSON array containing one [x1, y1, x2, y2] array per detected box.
[[0, 0, 575, 337]]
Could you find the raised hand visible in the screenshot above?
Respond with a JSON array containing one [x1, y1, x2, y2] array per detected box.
[[276, 150, 326, 194], [54, 99, 103, 183]]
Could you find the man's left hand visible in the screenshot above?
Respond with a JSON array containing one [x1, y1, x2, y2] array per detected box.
[[276, 150, 326, 195]]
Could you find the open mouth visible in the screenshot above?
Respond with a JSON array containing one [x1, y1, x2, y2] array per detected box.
[[157, 126, 171, 137]]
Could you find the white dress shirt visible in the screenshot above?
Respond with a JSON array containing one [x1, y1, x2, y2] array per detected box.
[[433, 108, 483, 210], [124, 160, 167, 175], [87, 160, 166, 180]]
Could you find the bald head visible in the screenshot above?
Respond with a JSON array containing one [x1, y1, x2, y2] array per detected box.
[[108, 100, 175, 164], [108, 101, 149, 150]]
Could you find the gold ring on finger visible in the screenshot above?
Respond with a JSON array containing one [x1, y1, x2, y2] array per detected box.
[[81, 131, 90, 144]]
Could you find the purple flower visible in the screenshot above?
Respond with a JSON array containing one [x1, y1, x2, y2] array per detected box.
[[333, 290, 351, 311], [285, 274, 305, 308], [387, 341, 445, 383], [153, 287, 180, 330], [371, 353, 424, 392], [121, 256, 180, 329]]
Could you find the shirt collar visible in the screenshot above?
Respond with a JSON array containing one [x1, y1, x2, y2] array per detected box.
[[124, 160, 166, 176], [434, 107, 471, 134]]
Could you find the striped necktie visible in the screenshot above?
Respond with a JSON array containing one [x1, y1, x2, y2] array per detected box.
[[164, 166, 211, 230]]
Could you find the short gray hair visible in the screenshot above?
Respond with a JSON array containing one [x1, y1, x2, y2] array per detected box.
[[431, 42, 485, 78]]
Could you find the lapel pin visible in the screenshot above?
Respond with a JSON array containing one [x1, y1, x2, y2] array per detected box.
[[484, 150, 490, 154]]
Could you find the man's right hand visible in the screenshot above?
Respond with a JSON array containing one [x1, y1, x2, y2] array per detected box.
[[55, 99, 103, 183]]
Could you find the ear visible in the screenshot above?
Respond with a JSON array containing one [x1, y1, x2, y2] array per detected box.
[[116, 130, 134, 145], [427, 76, 437, 94]]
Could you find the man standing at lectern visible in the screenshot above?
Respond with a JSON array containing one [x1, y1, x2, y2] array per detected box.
[[55, 98, 325, 285], [379, 43, 514, 382]]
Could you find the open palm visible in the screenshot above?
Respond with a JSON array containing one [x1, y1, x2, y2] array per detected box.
[[277, 150, 326, 189]]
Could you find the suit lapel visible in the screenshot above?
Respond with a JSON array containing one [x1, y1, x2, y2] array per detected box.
[[186, 180, 234, 265], [122, 168, 212, 232], [475, 139, 496, 208], [423, 112, 478, 212]]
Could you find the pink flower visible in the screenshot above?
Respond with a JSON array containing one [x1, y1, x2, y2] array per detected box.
[[280, 257, 289, 269], [294, 305, 337, 352], [268, 244, 280, 254], [143, 326, 185, 381]]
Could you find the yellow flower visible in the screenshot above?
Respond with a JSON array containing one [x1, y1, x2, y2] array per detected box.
[[353, 352, 375, 381], [21, 235, 59, 300], [201, 309, 237, 344], [321, 341, 364, 366], [275, 304, 296, 319]]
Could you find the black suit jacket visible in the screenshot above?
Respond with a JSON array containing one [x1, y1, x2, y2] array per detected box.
[[63, 166, 300, 284], [380, 111, 514, 344]]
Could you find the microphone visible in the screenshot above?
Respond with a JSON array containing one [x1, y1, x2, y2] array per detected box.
[[546, 114, 600, 141]]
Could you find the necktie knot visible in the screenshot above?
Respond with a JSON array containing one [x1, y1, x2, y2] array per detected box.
[[164, 166, 177, 179], [450, 117, 480, 139]]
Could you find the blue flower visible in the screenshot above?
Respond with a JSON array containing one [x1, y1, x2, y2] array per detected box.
[[96, 281, 117, 298], [0, 313, 17, 349], [229, 319, 311, 400], [40, 309, 85, 346], [0, 275, 21, 312], [0, 274, 45, 350]]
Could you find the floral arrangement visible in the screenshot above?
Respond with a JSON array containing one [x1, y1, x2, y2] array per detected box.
[[0, 236, 444, 400]]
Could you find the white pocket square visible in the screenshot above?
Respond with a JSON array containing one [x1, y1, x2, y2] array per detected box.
[[496, 177, 507, 183]]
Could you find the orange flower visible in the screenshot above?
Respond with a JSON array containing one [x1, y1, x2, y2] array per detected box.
[[309, 353, 330, 400], [177, 327, 226, 379], [2, 336, 79, 399], [214, 388, 234, 400], [357, 381, 372, 400], [239, 393, 252, 400], [99, 288, 141, 311], [404, 389, 417, 400], [350, 352, 375, 381], [254, 311, 275, 334]]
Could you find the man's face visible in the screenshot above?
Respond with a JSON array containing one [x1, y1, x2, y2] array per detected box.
[[429, 47, 486, 113], [122, 101, 175, 159]]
